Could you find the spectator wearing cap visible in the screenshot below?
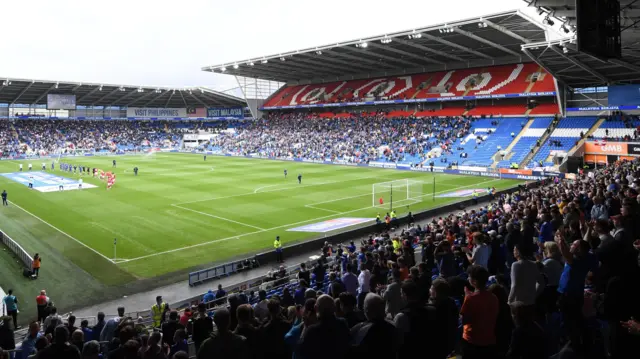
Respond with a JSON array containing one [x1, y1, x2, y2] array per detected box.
[[202, 290, 215, 305], [191, 303, 213, 352], [299, 295, 350, 359], [460, 265, 499, 358], [350, 293, 400, 359], [197, 308, 248, 359], [38, 325, 81, 359]]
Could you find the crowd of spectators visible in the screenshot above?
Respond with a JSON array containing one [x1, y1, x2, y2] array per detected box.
[[213, 113, 473, 164], [3, 157, 640, 358]]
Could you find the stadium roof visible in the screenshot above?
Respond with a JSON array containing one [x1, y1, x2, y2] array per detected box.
[[521, 0, 640, 88], [0, 78, 245, 108], [202, 10, 549, 84]]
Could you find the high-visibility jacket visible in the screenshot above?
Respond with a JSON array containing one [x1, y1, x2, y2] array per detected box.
[[33, 257, 41, 269], [274, 240, 282, 250], [151, 303, 167, 327]]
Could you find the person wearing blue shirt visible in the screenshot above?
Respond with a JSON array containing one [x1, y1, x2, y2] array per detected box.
[[20, 322, 42, 359], [556, 233, 595, 353], [347, 241, 356, 254], [538, 214, 554, 244], [80, 320, 93, 343], [202, 290, 215, 304], [2, 289, 19, 329]]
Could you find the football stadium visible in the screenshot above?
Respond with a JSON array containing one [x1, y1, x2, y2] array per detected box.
[[1, 0, 640, 358]]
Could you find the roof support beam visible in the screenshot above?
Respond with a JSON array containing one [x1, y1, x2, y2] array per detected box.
[[178, 90, 188, 107], [164, 91, 176, 108], [77, 87, 102, 103], [550, 46, 610, 83], [141, 91, 170, 107], [215, 68, 294, 81], [367, 43, 445, 65], [482, 19, 531, 43], [9, 82, 34, 106], [187, 91, 208, 107], [105, 89, 142, 107], [452, 27, 522, 57], [421, 34, 493, 59], [320, 50, 396, 69], [295, 53, 377, 71], [522, 48, 567, 86], [198, 93, 225, 106], [124, 90, 161, 107], [343, 46, 424, 67], [258, 60, 342, 78], [91, 88, 121, 106], [391, 38, 466, 62], [608, 58, 640, 73], [31, 84, 58, 105]]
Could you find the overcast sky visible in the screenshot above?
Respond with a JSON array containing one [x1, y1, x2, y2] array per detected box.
[[1, 0, 550, 92]]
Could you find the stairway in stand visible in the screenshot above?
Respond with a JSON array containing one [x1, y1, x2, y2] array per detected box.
[[490, 118, 534, 168]]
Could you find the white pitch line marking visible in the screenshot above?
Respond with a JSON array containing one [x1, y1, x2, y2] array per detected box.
[[304, 204, 342, 213], [171, 204, 266, 231], [118, 178, 502, 264], [253, 184, 282, 193], [7, 201, 116, 264]]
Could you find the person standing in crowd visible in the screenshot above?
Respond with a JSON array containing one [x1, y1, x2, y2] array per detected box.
[[395, 280, 441, 359], [460, 265, 499, 359], [2, 290, 19, 329], [191, 303, 213, 353], [299, 295, 350, 359], [35, 290, 49, 323], [382, 269, 405, 319], [19, 322, 42, 359], [0, 317, 15, 357], [92, 312, 106, 342], [509, 243, 544, 308], [274, 236, 283, 263], [260, 300, 291, 359], [506, 301, 547, 359], [151, 295, 169, 328], [38, 326, 81, 359], [197, 308, 247, 359], [350, 293, 400, 359], [1, 190, 7, 206], [100, 306, 125, 342], [234, 304, 260, 359]]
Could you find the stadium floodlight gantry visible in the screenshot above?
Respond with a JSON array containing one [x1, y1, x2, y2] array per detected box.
[[0, 78, 246, 118], [521, 0, 640, 89]]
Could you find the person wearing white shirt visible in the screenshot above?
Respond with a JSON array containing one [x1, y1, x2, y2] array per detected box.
[[28, 163, 32, 170], [42, 162, 46, 171], [78, 178, 83, 189], [357, 263, 370, 310], [19, 163, 23, 171]]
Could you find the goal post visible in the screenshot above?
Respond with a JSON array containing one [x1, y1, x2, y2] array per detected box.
[[372, 179, 423, 210]]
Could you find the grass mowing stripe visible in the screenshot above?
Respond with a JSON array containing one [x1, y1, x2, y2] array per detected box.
[[118, 177, 504, 264], [171, 204, 266, 230], [8, 200, 115, 263]]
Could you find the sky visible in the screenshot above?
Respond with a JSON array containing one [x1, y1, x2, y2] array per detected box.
[[0, 0, 555, 93]]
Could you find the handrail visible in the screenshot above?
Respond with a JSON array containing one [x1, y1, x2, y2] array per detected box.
[[0, 230, 33, 270]]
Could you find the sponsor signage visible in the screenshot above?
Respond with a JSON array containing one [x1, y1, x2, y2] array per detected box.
[[628, 144, 640, 155], [207, 107, 244, 119], [498, 168, 533, 176], [567, 105, 640, 112], [183, 134, 199, 141], [126, 107, 187, 118], [260, 92, 556, 110], [367, 161, 398, 169], [584, 142, 628, 155]]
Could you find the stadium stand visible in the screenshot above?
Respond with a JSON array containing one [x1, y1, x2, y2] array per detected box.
[[528, 117, 598, 167], [263, 63, 555, 108]]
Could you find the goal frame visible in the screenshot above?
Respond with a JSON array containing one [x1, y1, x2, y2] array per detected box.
[[371, 179, 423, 210]]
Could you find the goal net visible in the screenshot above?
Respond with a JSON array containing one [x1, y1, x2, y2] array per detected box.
[[372, 179, 423, 208]]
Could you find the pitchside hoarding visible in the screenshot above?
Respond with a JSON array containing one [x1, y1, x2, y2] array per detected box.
[[207, 107, 244, 119], [126, 107, 187, 118]]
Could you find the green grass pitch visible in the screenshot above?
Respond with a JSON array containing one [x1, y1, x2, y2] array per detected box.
[[0, 153, 521, 314]]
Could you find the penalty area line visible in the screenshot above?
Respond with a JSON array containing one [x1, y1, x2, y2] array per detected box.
[[120, 178, 504, 264], [7, 201, 117, 264]]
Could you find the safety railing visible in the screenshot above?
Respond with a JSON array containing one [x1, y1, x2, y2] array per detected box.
[[0, 229, 33, 270]]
